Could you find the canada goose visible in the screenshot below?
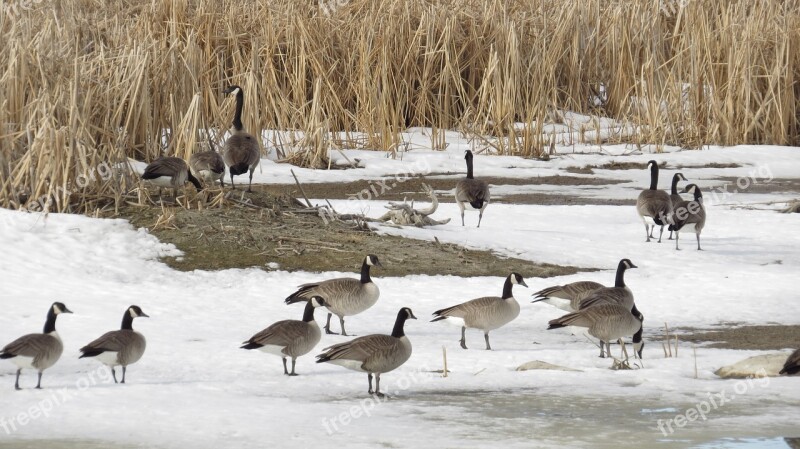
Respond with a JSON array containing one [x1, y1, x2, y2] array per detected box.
[[241, 297, 327, 376], [222, 85, 260, 192], [636, 160, 673, 243], [780, 349, 800, 375], [669, 183, 706, 251], [668, 172, 688, 240], [432, 272, 527, 350], [79, 305, 148, 384], [316, 307, 416, 397], [189, 144, 225, 188], [531, 281, 605, 312], [548, 303, 644, 361], [0, 302, 72, 390], [141, 156, 203, 197], [455, 150, 490, 227], [576, 259, 637, 312], [285, 255, 382, 336]]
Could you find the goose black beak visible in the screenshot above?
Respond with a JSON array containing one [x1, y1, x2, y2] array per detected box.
[[408, 311, 418, 320], [140, 312, 150, 318], [375, 260, 384, 268], [519, 280, 529, 288], [63, 307, 74, 314]]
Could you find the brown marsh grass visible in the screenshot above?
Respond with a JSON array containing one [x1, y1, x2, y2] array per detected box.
[[1, 0, 798, 214]]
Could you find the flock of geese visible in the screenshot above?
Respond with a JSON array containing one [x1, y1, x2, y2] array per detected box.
[[2, 86, 795, 395], [140, 85, 260, 196], [0, 304, 148, 390], [4, 255, 799, 395]]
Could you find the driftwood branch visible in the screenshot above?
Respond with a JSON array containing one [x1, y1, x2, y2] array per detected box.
[[304, 184, 449, 228], [376, 184, 450, 226]]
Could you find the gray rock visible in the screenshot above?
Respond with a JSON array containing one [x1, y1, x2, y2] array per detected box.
[[715, 353, 790, 379], [515, 360, 582, 372]]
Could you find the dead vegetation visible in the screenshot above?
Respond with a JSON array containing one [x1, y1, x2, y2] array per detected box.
[[118, 187, 579, 278], [1, 0, 799, 215]]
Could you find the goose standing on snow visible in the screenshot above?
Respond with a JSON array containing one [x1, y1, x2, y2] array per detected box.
[[669, 183, 706, 251], [548, 303, 644, 362], [780, 349, 800, 375], [531, 281, 605, 312], [190, 143, 225, 188], [432, 272, 527, 350], [285, 255, 382, 336], [141, 156, 203, 197], [0, 302, 72, 390], [222, 85, 260, 192], [455, 150, 490, 227], [668, 172, 688, 239], [316, 307, 416, 397], [572, 259, 641, 357], [241, 297, 327, 376], [636, 160, 673, 243], [79, 305, 148, 384]]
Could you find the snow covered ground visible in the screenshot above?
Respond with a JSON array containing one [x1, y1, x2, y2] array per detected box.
[[3, 139, 800, 448]]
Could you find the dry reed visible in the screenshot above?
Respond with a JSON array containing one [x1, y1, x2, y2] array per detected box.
[[1, 0, 799, 214]]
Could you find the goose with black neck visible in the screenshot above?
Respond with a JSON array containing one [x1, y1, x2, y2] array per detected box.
[[285, 254, 382, 336]]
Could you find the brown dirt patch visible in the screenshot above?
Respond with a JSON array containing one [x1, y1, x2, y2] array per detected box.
[[492, 194, 635, 206], [677, 325, 800, 350], [565, 166, 596, 175], [117, 189, 582, 279], [674, 162, 742, 169], [708, 177, 800, 195], [255, 175, 624, 203], [246, 175, 626, 208]]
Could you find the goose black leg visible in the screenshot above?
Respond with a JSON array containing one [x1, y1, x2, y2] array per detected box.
[[247, 169, 254, 193], [339, 316, 351, 337], [374, 373, 385, 397], [282, 357, 289, 375], [289, 358, 298, 376], [14, 369, 21, 390], [111, 367, 118, 384], [657, 225, 665, 243], [324, 313, 338, 335], [484, 332, 492, 350], [35, 371, 43, 389], [121, 366, 127, 384], [696, 234, 702, 251], [460, 326, 468, 349], [367, 373, 374, 394], [599, 341, 607, 358]]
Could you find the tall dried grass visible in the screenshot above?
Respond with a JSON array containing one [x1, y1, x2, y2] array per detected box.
[[1, 0, 799, 213]]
